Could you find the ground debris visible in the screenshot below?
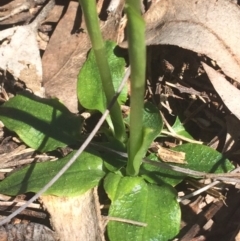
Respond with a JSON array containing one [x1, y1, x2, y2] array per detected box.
[[0, 222, 58, 241]]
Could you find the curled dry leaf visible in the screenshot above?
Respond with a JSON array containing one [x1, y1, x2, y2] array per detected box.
[[202, 63, 240, 121], [123, 0, 240, 84]]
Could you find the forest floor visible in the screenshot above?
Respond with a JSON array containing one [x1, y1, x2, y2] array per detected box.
[[0, 0, 240, 240]]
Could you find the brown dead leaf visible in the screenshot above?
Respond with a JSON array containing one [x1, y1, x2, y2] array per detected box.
[[0, 0, 33, 25], [157, 145, 186, 164], [123, 0, 240, 84], [42, 1, 81, 112], [42, 1, 124, 113], [202, 63, 240, 121]]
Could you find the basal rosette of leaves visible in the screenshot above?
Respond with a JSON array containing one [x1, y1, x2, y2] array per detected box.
[[0, 40, 234, 240]]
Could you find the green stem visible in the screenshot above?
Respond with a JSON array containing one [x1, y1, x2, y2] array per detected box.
[[79, 0, 126, 143], [125, 0, 146, 176]]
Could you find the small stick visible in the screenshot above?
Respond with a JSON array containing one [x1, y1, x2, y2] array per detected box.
[[30, 0, 56, 30], [91, 142, 239, 182], [160, 111, 203, 144], [160, 111, 176, 135], [161, 130, 203, 144], [177, 180, 220, 202], [106, 216, 147, 227], [178, 166, 240, 202], [0, 169, 13, 172], [0, 201, 40, 209]]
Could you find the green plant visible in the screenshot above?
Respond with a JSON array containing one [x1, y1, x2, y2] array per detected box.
[[0, 0, 234, 240], [124, 0, 146, 176], [78, 0, 126, 143]]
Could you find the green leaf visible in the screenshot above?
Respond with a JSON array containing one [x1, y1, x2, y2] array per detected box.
[[77, 41, 127, 118], [172, 116, 194, 139], [172, 143, 234, 173], [140, 154, 185, 186], [0, 151, 105, 197], [127, 102, 163, 175], [141, 143, 234, 186], [104, 173, 180, 241], [97, 141, 127, 172], [0, 92, 83, 152]]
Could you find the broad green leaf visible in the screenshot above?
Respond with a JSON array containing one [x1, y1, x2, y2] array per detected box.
[[0, 151, 105, 197], [141, 143, 234, 186], [127, 102, 163, 175], [0, 92, 83, 152], [104, 173, 180, 241], [172, 143, 234, 173], [77, 41, 127, 116]]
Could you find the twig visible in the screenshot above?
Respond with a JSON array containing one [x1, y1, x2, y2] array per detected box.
[[0, 169, 12, 172], [177, 180, 220, 202], [30, 0, 56, 30], [177, 166, 240, 202], [142, 158, 208, 177], [91, 143, 240, 183], [0, 68, 131, 226], [106, 216, 147, 227], [143, 158, 240, 182], [0, 201, 40, 209], [160, 111, 202, 144], [161, 130, 203, 144], [160, 111, 176, 135]]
